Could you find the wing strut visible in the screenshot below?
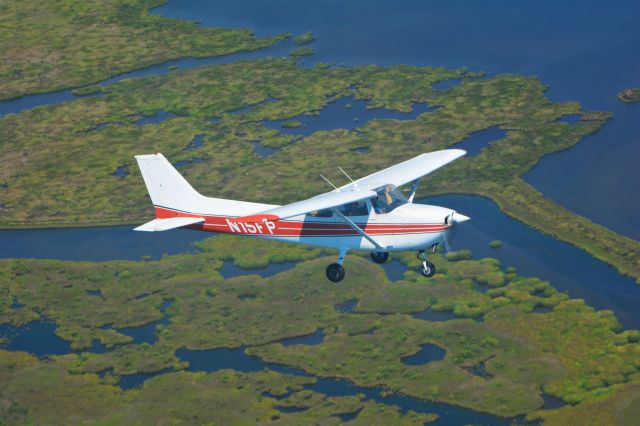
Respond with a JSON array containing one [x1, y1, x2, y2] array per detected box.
[[333, 210, 385, 250]]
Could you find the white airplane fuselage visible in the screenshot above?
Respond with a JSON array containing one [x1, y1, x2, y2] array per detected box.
[[155, 202, 454, 252]]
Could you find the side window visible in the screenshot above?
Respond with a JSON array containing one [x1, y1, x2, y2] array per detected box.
[[340, 201, 369, 217], [309, 209, 333, 218]]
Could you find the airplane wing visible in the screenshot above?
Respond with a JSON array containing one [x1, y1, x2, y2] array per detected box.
[[234, 149, 464, 223], [234, 189, 377, 222], [339, 149, 466, 191], [134, 217, 205, 232]]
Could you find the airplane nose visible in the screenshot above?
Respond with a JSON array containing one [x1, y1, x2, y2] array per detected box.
[[451, 212, 470, 224]]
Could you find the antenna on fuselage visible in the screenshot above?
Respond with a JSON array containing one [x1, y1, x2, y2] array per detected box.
[[338, 166, 354, 182], [320, 173, 339, 191], [338, 166, 358, 189]]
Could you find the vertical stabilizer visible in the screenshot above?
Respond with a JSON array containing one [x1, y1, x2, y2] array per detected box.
[[135, 153, 203, 211]]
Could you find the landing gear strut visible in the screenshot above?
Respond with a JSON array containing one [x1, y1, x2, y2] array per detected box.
[[326, 248, 348, 283], [370, 251, 389, 264], [417, 250, 436, 278]]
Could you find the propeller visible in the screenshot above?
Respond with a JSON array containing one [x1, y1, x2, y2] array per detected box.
[[441, 211, 470, 253]]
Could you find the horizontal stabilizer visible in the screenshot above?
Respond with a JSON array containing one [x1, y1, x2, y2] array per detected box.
[[134, 217, 204, 232]]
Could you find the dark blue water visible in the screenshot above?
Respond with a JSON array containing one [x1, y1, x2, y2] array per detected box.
[[412, 309, 458, 322], [557, 114, 581, 125], [452, 126, 507, 157], [541, 394, 568, 410], [185, 134, 204, 150], [109, 300, 173, 345], [111, 166, 128, 178], [465, 360, 492, 379], [152, 0, 640, 240], [421, 196, 640, 330], [0, 226, 209, 261], [251, 141, 280, 157], [335, 299, 358, 313], [134, 110, 177, 126], [219, 260, 297, 279], [119, 368, 174, 390], [279, 329, 324, 346], [175, 346, 518, 425], [174, 157, 204, 168], [381, 260, 408, 282], [0, 320, 72, 356], [262, 97, 432, 137], [401, 344, 446, 365]]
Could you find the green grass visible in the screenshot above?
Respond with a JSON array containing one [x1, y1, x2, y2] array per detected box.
[[0, 0, 287, 100], [0, 351, 435, 425], [617, 88, 640, 103], [489, 240, 503, 249], [294, 31, 316, 45], [1, 236, 638, 421], [281, 120, 302, 128], [290, 47, 314, 57]]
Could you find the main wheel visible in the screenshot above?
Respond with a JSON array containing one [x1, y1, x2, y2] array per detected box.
[[420, 261, 436, 278], [370, 251, 389, 264], [326, 263, 346, 282]]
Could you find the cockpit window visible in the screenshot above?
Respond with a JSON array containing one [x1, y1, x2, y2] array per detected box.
[[371, 184, 407, 214], [338, 201, 369, 217], [308, 209, 333, 218]]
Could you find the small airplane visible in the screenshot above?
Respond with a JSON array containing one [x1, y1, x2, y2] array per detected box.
[[134, 149, 470, 282]]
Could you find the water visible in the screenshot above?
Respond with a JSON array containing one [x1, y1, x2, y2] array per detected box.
[[175, 346, 517, 425], [152, 0, 640, 240], [185, 134, 204, 151], [335, 299, 358, 313], [421, 195, 640, 330], [262, 97, 432, 137], [134, 110, 176, 126], [111, 166, 128, 178], [0, 320, 72, 356], [219, 260, 298, 279], [251, 141, 280, 157], [401, 344, 446, 365], [557, 114, 581, 125], [108, 300, 173, 345], [541, 394, 568, 410], [412, 308, 458, 322], [452, 126, 507, 157], [380, 260, 408, 282], [0, 226, 208, 261], [279, 329, 324, 347]]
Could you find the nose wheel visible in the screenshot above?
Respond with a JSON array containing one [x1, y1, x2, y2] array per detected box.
[[418, 250, 436, 278]]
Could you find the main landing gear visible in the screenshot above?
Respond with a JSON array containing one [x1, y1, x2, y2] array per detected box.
[[370, 251, 389, 264], [326, 248, 347, 283], [418, 250, 436, 278]]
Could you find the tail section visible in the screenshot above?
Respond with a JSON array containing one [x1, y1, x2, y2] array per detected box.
[[135, 153, 203, 211], [134, 153, 278, 231]]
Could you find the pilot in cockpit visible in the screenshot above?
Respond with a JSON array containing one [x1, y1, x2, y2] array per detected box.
[[372, 184, 405, 214]]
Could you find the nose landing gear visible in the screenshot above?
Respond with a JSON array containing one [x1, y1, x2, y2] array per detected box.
[[418, 250, 436, 278]]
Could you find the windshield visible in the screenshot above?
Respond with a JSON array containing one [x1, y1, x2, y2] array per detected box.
[[371, 184, 407, 214]]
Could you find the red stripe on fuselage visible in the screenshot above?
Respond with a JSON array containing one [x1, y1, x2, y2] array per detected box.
[[153, 206, 450, 237]]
